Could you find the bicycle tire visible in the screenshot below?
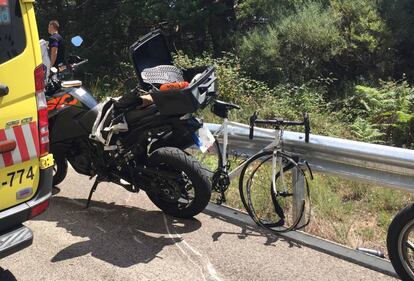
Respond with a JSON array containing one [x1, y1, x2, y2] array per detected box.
[[239, 150, 308, 233], [387, 203, 414, 281]]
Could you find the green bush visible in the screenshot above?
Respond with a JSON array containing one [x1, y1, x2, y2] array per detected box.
[[340, 79, 414, 147], [239, 2, 344, 85], [237, 0, 394, 95]]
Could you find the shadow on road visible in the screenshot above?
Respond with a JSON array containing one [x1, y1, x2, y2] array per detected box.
[[0, 268, 17, 281], [35, 196, 201, 268], [204, 208, 301, 249]]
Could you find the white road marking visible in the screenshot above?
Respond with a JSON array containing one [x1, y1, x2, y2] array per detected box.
[[95, 225, 107, 233], [163, 214, 223, 281], [133, 235, 143, 244]]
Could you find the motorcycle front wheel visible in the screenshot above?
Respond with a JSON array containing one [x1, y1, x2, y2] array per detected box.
[[146, 147, 212, 218], [53, 156, 68, 186]]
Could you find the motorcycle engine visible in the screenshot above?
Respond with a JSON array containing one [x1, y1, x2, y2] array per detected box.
[[68, 153, 94, 176], [66, 141, 95, 176]]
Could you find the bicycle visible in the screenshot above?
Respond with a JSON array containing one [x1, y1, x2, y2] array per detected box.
[[238, 112, 313, 232], [387, 202, 414, 281], [190, 100, 313, 232]]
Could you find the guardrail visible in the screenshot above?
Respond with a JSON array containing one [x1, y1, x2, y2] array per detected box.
[[207, 122, 414, 192], [206, 122, 413, 276]]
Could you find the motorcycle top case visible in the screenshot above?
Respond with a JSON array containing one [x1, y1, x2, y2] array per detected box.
[[129, 30, 217, 115]]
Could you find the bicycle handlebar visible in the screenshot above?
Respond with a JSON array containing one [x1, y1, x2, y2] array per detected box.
[[249, 112, 311, 143]]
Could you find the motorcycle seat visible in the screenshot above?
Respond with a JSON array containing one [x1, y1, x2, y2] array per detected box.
[[125, 104, 159, 124]]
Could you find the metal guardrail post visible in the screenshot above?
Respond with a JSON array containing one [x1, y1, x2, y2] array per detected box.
[[292, 165, 306, 227]]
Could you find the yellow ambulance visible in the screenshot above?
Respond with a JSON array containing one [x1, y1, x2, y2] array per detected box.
[[0, 0, 53, 258]]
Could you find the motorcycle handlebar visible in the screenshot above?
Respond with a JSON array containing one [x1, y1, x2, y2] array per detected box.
[[55, 59, 88, 74], [71, 59, 88, 69]]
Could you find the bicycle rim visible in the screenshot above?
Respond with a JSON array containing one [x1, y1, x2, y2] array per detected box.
[[239, 150, 306, 233]]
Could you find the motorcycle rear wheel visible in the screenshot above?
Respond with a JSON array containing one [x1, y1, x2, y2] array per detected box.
[[147, 147, 212, 218]]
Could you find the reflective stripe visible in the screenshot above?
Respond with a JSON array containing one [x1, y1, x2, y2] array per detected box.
[[5, 128, 22, 164], [13, 125, 30, 162], [22, 123, 38, 159], [0, 122, 39, 167], [0, 128, 13, 167]]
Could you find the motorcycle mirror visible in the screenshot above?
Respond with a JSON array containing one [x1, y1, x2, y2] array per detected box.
[[71, 36, 83, 47]]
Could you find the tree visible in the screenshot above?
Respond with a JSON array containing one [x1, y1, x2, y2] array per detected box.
[[378, 0, 414, 80], [238, 2, 344, 84]]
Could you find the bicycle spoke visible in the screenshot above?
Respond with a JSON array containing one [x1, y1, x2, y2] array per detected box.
[[406, 240, 414, 252]]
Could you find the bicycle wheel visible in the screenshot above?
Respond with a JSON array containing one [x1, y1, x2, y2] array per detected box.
[[239, 150, 308, 232], [387, 203, 414, 281]]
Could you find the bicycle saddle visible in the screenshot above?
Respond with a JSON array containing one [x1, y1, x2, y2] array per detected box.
[[212, 100, 241, 118]]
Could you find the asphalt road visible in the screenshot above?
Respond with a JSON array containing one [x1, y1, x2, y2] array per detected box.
[[0, 168, 398, 281]]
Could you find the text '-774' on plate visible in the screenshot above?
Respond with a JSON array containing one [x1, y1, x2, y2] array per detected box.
[[1, 166, 34, 187]]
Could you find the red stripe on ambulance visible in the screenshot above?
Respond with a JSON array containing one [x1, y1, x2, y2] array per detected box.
[[0, 128, 14, 167], [0, 122, 39, 168]]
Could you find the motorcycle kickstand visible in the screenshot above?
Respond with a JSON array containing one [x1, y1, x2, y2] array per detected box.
[[85, 178, 101, 209]]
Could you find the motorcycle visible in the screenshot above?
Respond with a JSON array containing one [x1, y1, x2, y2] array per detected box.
[[44, 30, 217, 218], [46, 55, 96, 186]]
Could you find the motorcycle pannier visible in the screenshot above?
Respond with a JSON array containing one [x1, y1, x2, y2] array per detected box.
[[129, 30, 217, 115]]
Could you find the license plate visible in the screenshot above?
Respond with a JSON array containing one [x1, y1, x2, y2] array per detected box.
[[0, 166, 34, 188], [193, 125, 215, 153]]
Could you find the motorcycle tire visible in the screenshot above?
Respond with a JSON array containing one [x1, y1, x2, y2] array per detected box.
[[53, 156, 68, 186], [387, 203, 414, 281], [147, 147, 212, 219]]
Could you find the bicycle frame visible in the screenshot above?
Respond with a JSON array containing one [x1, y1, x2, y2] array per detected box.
[[206, 112, 311, 230], [212, 119, 282, 181]]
